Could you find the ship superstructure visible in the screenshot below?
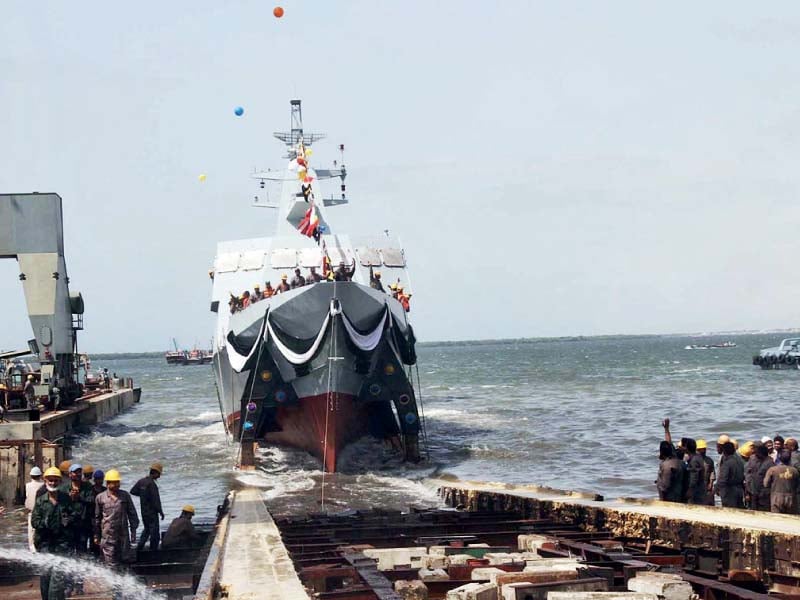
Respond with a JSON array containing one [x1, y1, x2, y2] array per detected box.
[[210, 100, 422, 471]]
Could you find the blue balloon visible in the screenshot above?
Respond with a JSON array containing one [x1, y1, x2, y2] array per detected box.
[[234, 106, 244, 117]]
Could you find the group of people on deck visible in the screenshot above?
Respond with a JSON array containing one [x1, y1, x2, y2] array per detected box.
[[24, 460, 203, 599], [657, 419, 800, 514], [228, 261, 412, 314]]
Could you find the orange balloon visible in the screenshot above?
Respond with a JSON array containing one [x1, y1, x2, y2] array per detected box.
[[273, 6, 284, 18]]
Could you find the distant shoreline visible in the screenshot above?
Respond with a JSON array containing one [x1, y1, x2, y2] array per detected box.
[[77, 328, 800, 358]]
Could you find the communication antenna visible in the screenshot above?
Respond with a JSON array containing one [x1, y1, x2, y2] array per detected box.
[[273, 99, 326, 156]]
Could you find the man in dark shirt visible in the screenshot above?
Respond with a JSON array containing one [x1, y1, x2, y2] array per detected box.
[[162, 505, 203, 549], [764, 450, 800, 514], [684, 439, 706, 504], [130, 462, 164, 551], [657, 441, 684, 502], [746, 444, 773, 511], [369, 266, 385, 291], [32, 467, 81, 599], [696, 439, 716, 505], [334, 260, 356, 281], [717, 441, 745, 508]]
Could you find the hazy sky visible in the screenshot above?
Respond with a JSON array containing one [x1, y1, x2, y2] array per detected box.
[[2, 2, 800, 352]]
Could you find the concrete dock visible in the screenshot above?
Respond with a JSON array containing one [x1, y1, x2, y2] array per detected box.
[[0, 386, 140, 506], [436, 478, 800, 577], [195, 488, 307, 600]]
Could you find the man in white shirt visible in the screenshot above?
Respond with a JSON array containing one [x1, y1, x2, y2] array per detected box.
[[24, 466, 44, 551]]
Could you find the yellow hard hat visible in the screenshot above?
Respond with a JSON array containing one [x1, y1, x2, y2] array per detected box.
[[374, 270, 381, 276], [27, 374, 34, 381], [0, 383, 6, 390], [150, 462, 163, 474], [82, 464, 93, 475], [104, 469, 121, 482], [254, 284, 260, 289], [731, 438, 739, 450], [390, 283, 397, 290], [717, 434, 730, 445], [44, 467, 62, 478], [58, 460, 72, 473], [739, 441, 755, 459], [696, 439, 707, 450], [182, 505, 195, 514], [281, 274, 288, 280]]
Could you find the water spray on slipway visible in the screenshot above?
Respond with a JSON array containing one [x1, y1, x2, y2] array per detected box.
[[0, 548, 162, 600]]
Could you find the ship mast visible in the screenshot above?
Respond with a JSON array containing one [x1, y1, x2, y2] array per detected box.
[[252, 100, 348, 237]]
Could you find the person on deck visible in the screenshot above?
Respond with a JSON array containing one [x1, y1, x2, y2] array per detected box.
[[334, 260, 356, 281], [716, 441, 745, 508], [94, 469, 139, 568], [397, 287, 411, 312], [656, 441, 684, 502], [290, 268, 306, 289], [161, 505, 203, 549], [241, 290, 251, 309], [764, 450, 800, 514], [251, 284, 263, 303], [25, 466, 44, 552], [130, 463, 164, 552], [306, 266, 323, 284], [369, 266, 384, 291], [32, 467, 81, 600], [276, 274, 291, 293], [746, 443, 773, 511], [263, 281, 275, 298]]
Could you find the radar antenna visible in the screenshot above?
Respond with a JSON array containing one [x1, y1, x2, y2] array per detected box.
[[273, 99, 326, 154]]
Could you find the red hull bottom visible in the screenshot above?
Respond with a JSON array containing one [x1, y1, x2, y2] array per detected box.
[[228, 394, 369, 472]]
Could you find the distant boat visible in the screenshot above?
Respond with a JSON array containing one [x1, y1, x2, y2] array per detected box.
[[685, 341, 736, 350], [165, 339, 212, 365]]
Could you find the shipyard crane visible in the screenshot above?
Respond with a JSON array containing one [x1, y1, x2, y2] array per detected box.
[[0, 193, 84, 404]]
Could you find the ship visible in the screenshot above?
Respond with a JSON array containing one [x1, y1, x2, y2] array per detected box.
[[209, 100, 423, 472]]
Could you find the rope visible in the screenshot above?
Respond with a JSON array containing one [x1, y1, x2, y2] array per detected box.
[[414, 363, 430, 460], [321, 283, 338, 509]]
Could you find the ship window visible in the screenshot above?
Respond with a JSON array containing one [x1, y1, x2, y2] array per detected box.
[[381, 248, 405, 267], [240, 250, 266, 271], [327, 247, 354, 266], [356, 247, 381, 266], [270, 248, 297, 269], [298, 247, 323, 268], [215, 253, 240, 273]]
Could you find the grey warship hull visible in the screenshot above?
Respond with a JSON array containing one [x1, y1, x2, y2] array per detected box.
[[214, 281, 420, 471]]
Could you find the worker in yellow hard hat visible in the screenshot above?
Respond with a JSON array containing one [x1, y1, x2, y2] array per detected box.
[[695, 440, 716, 506], [94, 469, 139, 567], [738, 441, 755, 460], [276, 273, 291, 294], [130, 462, 165, 551], [31, 466, 76, 597], [161, 504, 203, 549]]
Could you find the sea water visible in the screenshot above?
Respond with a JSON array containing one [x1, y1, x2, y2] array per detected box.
[[1, 332, 795, 548]]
